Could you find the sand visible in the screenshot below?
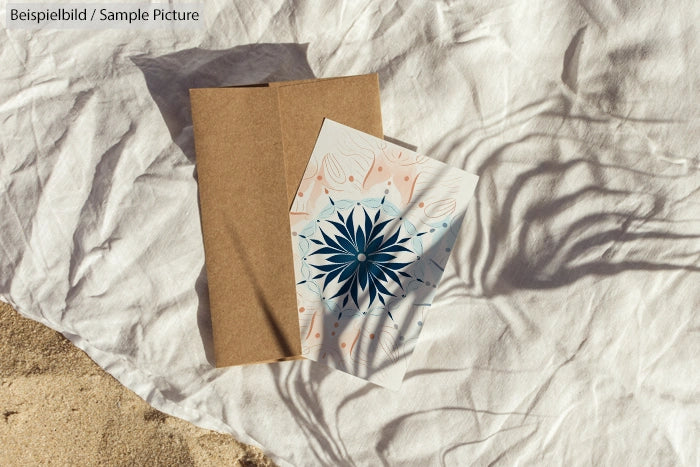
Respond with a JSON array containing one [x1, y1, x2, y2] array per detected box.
[[0, 302, 274, 466]]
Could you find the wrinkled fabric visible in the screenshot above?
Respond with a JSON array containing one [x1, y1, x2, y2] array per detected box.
[[1, 1, 699, 465]]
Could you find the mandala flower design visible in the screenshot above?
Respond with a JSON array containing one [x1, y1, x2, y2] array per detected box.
[[307, 202, 413, 319]]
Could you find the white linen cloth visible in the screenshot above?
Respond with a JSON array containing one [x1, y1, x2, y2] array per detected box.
[[1, 1, 698, 465]]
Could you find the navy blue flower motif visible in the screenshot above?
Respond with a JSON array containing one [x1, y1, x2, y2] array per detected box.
[[307, 201, 413, 319]]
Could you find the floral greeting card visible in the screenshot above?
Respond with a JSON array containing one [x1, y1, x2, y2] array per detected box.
[[290, 119, 479, 389]]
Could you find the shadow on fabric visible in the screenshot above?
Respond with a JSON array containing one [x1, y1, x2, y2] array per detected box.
[[130, 43, 316, 163], [457, 96, 700, 298]]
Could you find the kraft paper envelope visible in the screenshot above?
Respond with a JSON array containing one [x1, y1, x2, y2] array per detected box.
[[190, 74, 383, 367]]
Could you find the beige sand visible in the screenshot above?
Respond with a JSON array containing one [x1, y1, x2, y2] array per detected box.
[[0, 302, 274, 466]]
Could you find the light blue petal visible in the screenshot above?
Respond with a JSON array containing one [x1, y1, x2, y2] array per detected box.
[[429, 216, 452, 229], [305, 280, 321, 296], [298, 238, 310, 256], [413, 262, 425, 278], [318, 204, 336, 219], [403, 219, 417, 235], [412, 237, 423, 256], [325, 300, 340, 314], [406, 279, 423, 291], [335, 199, 355, 210], [381, 201, 400, 216], [300, 222, 316, 238], [361, 198, 382, 208]]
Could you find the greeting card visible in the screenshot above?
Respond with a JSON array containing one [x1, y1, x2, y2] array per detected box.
[[290, 119, 478, 388]]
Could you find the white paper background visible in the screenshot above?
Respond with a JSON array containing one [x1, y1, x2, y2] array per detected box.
[[1, 1, 698, 465]]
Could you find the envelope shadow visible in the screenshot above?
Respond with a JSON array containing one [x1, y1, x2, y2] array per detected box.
[[130, 43, 316, 164], [131, 44, 316, 365]]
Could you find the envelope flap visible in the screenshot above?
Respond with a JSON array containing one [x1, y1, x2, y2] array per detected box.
[[276, 74, 384, 206]]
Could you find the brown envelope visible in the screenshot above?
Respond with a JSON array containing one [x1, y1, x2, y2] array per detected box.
[[190, 74, 383, 367]]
